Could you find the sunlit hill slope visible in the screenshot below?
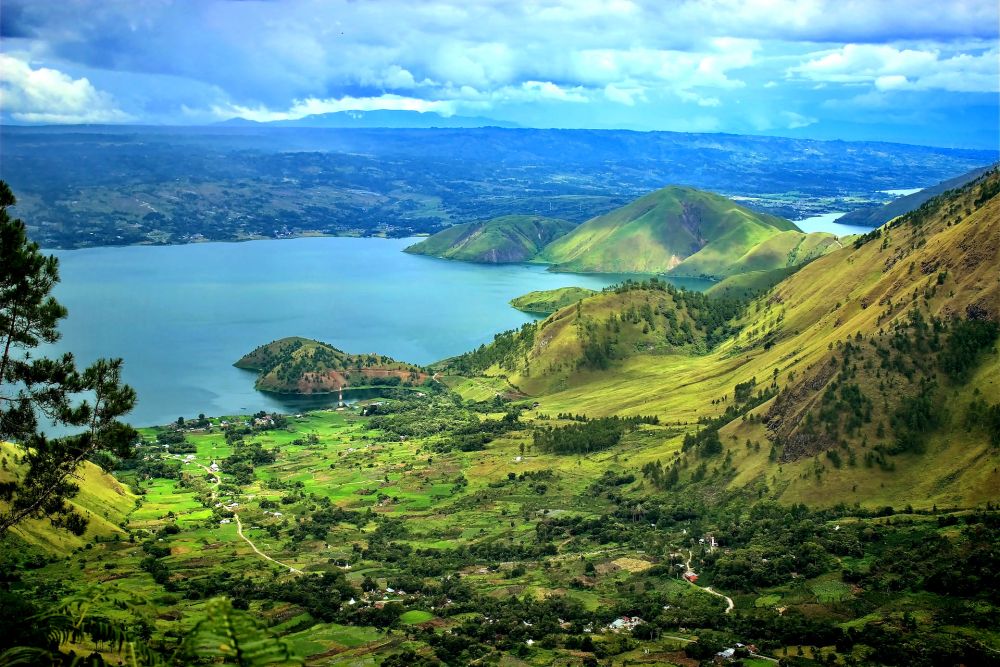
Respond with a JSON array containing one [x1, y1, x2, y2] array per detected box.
[[452, 170, 1000, 508], [0, 442, 135, 553], [537, 185, 815, 276], [404, 214, 575, 263]]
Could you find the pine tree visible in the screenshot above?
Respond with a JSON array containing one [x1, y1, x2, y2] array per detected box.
[[0, 181, 137, 536]]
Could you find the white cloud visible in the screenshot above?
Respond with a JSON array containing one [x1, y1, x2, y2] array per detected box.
[[604, 83, 646, 106], [789, 44, 999, 92], [378, 65, 419, 89], [2, 0, 997, 139], [0, 54, 132, 123], [874, 74, 909, 91], [214, 94, 456, 122], [781, 111, 818, 128], [677, 90, 721, 107], [673, 0, 998, 42]]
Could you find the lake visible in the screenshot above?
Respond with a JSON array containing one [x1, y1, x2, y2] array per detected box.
[[48, 237, 710, 428], [794, 211, 873, 237]]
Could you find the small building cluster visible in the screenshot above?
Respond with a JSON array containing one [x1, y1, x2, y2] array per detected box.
[[606, 616, 643, 632]]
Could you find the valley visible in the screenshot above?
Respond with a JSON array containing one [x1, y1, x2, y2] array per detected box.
[[3, 4, 998, 666], [3, 167, 997, 667]]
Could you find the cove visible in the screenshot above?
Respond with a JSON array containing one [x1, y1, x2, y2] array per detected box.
[[48, 237, 713, 428]]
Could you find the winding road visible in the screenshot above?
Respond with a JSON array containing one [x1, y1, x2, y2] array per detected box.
[[684, 550, 735, 614], [234, 513, 302, 574], [198, 463, 301, 574]]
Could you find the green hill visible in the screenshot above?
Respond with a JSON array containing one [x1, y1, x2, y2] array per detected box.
[[448, 279, 743, 395], [509, 286, 596, 315], [404, 215, 575, 263], [836, 164, 994, 227], [452, 169, 1000, 507], [235, 336, 427, 394], [536, 186, 799, 275]]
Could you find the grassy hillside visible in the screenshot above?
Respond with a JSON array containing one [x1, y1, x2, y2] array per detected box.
[[705, 266, 799, 300], [837, 164, 993, 227], [448, 279, 745, 396], [509, 286, 596, 315], [403, 214, 575, 263], [457, 169, 1000, 508], [0, 442, 135, 553], [537, 186, 799, 275], [235, 336, 428, 394], [675, 229, 840, 278]]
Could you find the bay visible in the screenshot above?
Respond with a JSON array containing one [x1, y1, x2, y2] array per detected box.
[[794, 211, 873, 236], [48, 237, 712, 428]]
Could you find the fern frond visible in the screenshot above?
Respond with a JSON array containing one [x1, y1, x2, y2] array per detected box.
[[179, 598, 301, 666], [0, 647, 55, 667]]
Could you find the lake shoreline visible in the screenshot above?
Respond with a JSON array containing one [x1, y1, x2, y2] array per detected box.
[[39, 204, 874, 254]]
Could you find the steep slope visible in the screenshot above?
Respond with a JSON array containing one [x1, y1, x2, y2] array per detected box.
[[448, 279, 745, 395], [404, 215, 575, 263], [536, 186, 799, 275], [836, 164, 993, 227], [0, 442, 135, 553], [704, 266, 799, 300], [457, 170, 1000, 508], [509, 287, 596, 315], [673, 229, 840, 277], [236, 337, 427, 394]]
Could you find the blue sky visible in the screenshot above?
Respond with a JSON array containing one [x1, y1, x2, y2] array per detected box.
[[1, 0, 997, 148]]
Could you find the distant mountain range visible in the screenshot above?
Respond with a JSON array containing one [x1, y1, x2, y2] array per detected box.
[[217, 110, 520, 129]]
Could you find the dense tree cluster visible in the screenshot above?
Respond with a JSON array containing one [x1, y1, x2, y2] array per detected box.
[[533, 416, 657, 455]]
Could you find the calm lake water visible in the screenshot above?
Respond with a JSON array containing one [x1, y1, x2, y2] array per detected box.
[[49, 237, 710, 428], [794, 211, 873, 237]]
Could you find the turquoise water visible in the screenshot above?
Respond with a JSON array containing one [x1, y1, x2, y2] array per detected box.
[[49, 237, 711, 428]]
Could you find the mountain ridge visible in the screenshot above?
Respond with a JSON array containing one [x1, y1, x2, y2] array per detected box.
[[836, 164, 994, 227]]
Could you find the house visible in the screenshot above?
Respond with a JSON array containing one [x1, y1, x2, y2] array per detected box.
[[716, 647, 736, 661], [607, 616, 643, 632], [208, 461, 220, 472], [684, 571, 699, 583]]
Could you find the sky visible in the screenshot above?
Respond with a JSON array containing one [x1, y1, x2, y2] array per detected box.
[[1, 0, 998, 148]]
